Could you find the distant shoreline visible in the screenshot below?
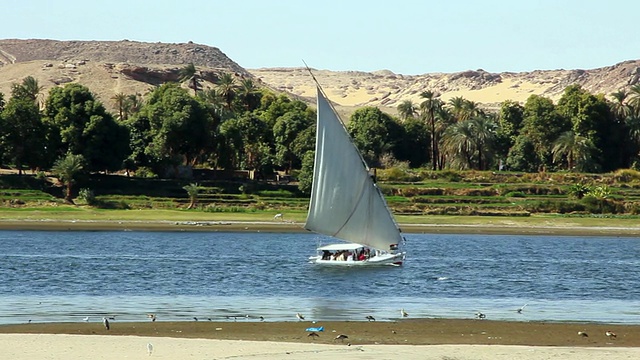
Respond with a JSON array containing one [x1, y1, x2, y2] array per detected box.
[[0, 219, 638, 237]]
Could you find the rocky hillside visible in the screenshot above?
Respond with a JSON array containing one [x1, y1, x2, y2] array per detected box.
[[0, 39, 249, 111], [250, 61, 640, 112], [1, 39, 639, 114]]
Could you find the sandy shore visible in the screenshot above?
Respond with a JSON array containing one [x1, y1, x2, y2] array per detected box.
[[1, 320, 640, 359], [1, 219, 639, 236]]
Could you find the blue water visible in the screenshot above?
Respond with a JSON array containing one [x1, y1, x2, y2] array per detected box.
[[1, 230, 640, 325]]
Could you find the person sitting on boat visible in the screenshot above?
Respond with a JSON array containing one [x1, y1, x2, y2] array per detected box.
[[322, 250, 331, 260], [357, 251, 366, 261]]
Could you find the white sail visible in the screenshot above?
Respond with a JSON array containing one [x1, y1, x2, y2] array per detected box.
[[304, 87, 403, 251]]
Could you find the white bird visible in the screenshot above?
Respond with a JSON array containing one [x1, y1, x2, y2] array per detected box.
[[606, 330, 617, 339], [578, 331, 588, 337], [475, 312, 486, 319], [82, 316, 89, 322], [102, 317, 110, 330], [274, 213, 283, 221], [296, 312, 305, 321], [516, 303, 528, 313], [400, 309, 408, 317], [147, 343, 154, 356], [147, 314, 156, 322]]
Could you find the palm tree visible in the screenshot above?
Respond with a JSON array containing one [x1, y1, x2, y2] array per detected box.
[[111, 93, 127, 120], [441, 119, 475, 169], [471, 115, 498, 170], [552, 130, 594, 171], [629, 84, 640, 116], [610, 90, 632, 120], [397, 100, 417, 121], [11, 76, 44, 106], [419, 91, 442, 170], [217, 72, 238, 110], [182, 183, 201, 209], [179, 63, 201, 95], [448, 96, 467, 121], [21, 76, 44, 102], [52, 153, 85, 203], [124, 93, 142, 119], [238, 78, 260, 111]]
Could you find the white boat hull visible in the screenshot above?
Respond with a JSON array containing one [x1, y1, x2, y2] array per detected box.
[[309, 252, 405, 266]]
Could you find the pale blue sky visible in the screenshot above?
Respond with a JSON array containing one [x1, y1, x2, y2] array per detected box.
[[5, 0, 638, 75]]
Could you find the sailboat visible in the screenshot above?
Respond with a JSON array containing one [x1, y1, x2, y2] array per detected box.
[[305, 86, 406, 266]]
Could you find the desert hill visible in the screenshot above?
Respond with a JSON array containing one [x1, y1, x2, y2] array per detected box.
[[1, 39, 639, 114]]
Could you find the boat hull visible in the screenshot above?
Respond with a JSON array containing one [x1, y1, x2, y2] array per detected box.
[[309, 252, 405, 266]]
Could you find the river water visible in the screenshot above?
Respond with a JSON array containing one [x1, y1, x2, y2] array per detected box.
[[1, 230, 639, 325]]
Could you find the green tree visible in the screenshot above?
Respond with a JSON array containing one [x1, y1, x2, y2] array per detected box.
[[506, 135, 539, 172], [135, 83, 214, 172], [347, 106, 400, 166], [273, 110, 314, 172], [520, 95, 569, 171], [395, 117, 429, 167], [556, 85, 616, 171], [43, 83, 130, 172], [52, 153, 86, 203], [297, 151, 315, 194], [495, 100, 524, 163], [0, 97, 48, 174]]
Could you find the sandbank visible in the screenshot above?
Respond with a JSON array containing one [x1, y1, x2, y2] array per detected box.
[[0, 219, 639, 236], [1, 319, 640, 359]]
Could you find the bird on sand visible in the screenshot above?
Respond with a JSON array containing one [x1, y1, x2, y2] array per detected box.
[[578, 331, 588, 337], [193, 317, 198, 321], [606, 331, 617, 339], [475, 312, 486, 319], [335, 334, 349, 341], [400, 309, 408, 318], [516, 303, 528, 314], [365, 315, 376, 322], [82, 316, 89, 322], [147, 343, 154, 356], [147, 314, 157, 322], [102, 317, 110, 330], [308, 332, 319, 338], [296, 312, 305, 321]]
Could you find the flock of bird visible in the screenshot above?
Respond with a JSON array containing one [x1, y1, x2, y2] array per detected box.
[[52, 304, 624, 356]]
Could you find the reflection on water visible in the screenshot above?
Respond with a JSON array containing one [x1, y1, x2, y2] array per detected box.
[[1, 230, 640, 324]]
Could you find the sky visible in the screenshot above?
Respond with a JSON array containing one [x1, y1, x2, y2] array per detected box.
[[4, 0, 639, 75]]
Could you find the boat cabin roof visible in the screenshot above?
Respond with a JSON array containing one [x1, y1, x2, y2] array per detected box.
[[317, 243, 366, 251]]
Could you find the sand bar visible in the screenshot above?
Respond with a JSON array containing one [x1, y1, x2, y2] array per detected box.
[[0, 219, 639, 236]]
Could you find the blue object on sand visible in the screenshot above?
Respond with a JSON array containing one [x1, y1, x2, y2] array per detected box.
[[305, 326, 324, 332]]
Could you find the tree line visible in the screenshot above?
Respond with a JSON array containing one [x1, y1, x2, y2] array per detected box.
[[1, 65, 640, 200]]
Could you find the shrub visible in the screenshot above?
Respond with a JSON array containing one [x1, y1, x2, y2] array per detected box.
[[613, 169, 640, 183], [135, 167, 157, 178], [77, 188, 97, 205], [504, 191, 526, 198]]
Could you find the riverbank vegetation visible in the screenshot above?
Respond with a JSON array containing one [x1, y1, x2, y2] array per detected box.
[[1, 65, 640, 221]]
